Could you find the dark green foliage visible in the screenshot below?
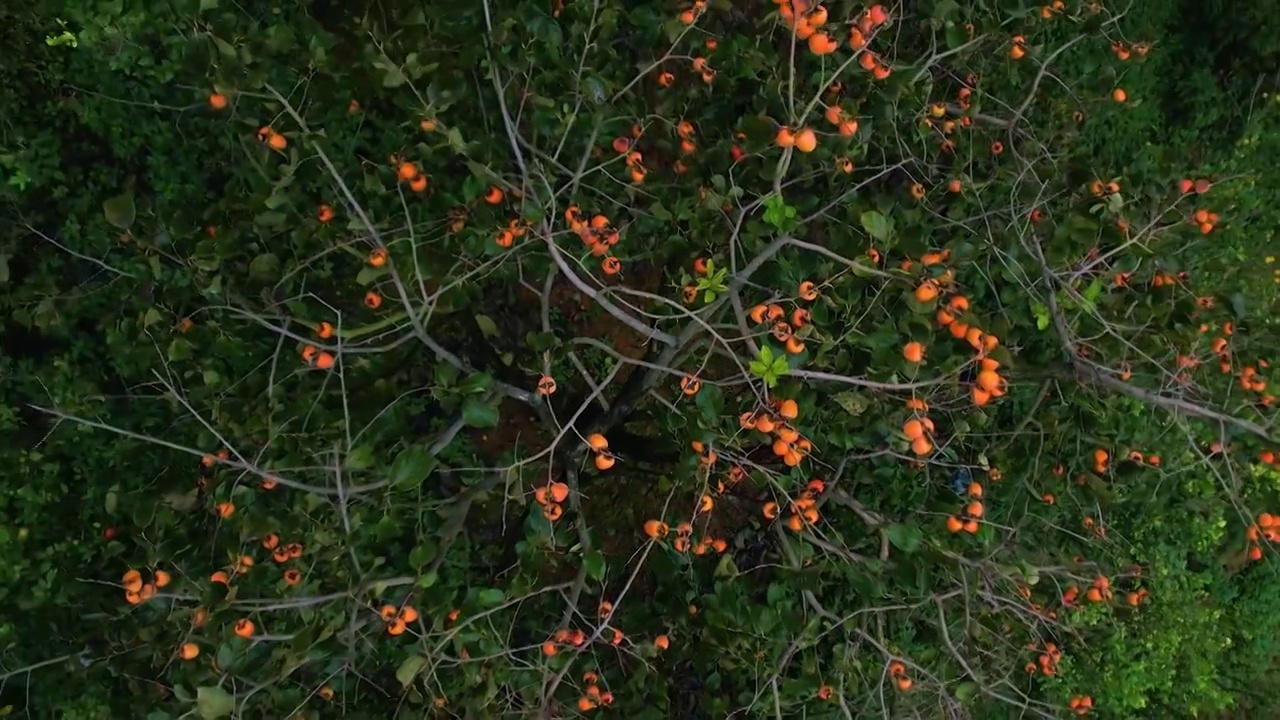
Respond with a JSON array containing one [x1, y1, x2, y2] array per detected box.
[[1, 1, 1279, 718]]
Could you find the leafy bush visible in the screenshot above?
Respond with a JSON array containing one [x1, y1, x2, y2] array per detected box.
[[2, 1, 1279, 718]]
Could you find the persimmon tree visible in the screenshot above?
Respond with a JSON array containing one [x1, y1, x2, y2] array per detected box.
[[3, 0, 1280, 718]]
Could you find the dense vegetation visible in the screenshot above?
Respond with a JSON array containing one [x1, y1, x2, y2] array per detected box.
[[2, 0, 1279, 717]]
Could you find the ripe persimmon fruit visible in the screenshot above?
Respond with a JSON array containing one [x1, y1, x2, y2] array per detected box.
[[680, 376, 701, 395], [903, 419, 925, 440], [777, 399, 799, 420], [536, 375, 556, 395], [903, 342, 925, 363], [208, 93, 228, 109], [808, 32, 838, 55], [122, 569, 143, 592], [643, 519, 669, 539], [794, 128, 818, 152], [914, 280, 940, 302]]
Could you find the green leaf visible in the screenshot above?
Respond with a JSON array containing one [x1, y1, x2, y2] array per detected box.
[[199, 0, 219, 10], [395, 655, 427, 688], [461, 397, 499, 428], [933, 0, 960, 21], [1230, 292, 1246, 318], [525, 331, 558, 352], [167, 338, 193, 362], [694, 383, 725, 425], [583, 76, 608, 105], [476, 588, 505, 606], [713, 553, 739, 579], [389, 446, 435, 488], [346, 445, 375, 471], [860, 210, 892, 241], [833, 391, 870, 416], [408, 543, 437, 568], [215, 644, 234, 672], [1083, 277, 1103, 303], [0, 254, 9, 284], [445, 127, 467, 154], [254, 211, 287, 228], [885, 523, 923, 553], [103, 191, 136, 229], [212, 36, 237, 59], [195, 686, 235, 719], [356, 266, 383, 286], [457, 372, 493, 395], [583, 550, 606, 581], [954, 681, 980, 703], [104, 490, 118, 514], [382, 66, 408, 88], [249, 253, 280, 280], [475, 314, 499, 338]]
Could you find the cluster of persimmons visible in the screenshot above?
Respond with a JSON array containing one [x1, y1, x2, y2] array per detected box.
[[564, 204, 622, 275], [533, 480, 571, 523], [944, 480, 984, 534], [740, 394, 813, 468], [584, 433, 616, 470], [376, 602, 421, 635], [1246, 512, 1278, 561], [120, 567, 171, 605], [762, 478, 826, 533], [913, 258, 1007, 408], [745, 280, 820, 356], [1024, 641, 1063, 677], [763, 1, 890, 154], [643, 515, 730, 554], [574, 669, 618, 712], [564, 636, 669, 711]]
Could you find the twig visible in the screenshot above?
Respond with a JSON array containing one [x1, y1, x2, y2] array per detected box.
[[26, 224, 137, 278]]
